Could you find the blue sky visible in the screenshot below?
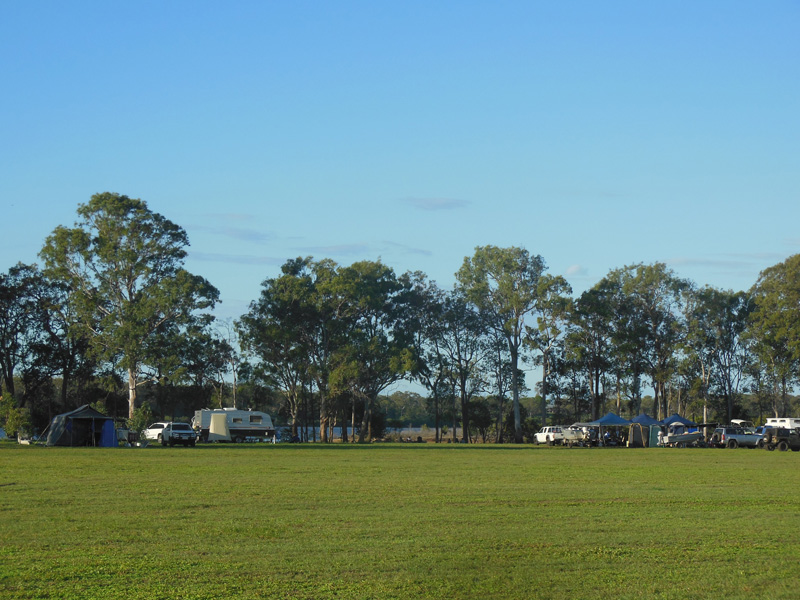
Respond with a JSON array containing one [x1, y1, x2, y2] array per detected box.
[[2, 1, 799, 322]]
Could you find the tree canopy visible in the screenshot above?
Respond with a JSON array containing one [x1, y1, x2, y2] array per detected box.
[[39, 192, 219, 418]]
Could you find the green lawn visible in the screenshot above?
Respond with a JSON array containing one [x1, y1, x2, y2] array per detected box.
[[1, 443, 798, 599]]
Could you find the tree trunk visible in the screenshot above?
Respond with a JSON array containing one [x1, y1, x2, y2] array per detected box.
[[495, 395, 505, 443], [433, 393, 441, 443], [358, 395, 371, 443], [319, 389, 329, 443], [127, 367, 137, 420], [541, 352, 548, 427], [510, 345, 522, 443], [452, 386, 458, 443], [460, 387, 469, 444]]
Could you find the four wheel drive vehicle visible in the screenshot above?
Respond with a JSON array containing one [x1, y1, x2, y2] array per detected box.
[[710, 427, 761, 449], [143, 422, 170, 442], [762, 427, 800, 452], [534, 426, 564, 445], [160, 422, 197, 447]]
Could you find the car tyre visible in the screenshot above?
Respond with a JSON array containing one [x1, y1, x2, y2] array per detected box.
[[727, 439, 738, 449], [778, 441, 789, 452]]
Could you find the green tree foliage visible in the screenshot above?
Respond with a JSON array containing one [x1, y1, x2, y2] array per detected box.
[[327, 260, 416, 442], [600, 263, 690, 419], [684, 287, 752, 423], [238, 257, 318, 438], [39, 192, 219, 419], [0, 392, 31, 437], [565, 283, 614, 419], [457, 246, 546, 442], [126, 402, 153, 439], [0, 264, 45, 400], [527, 274, 572, 425], [436, 290, 489, 443], [749, 254, 800, 416], [0, 263, 84, 415], [240, 257, 415, 442]]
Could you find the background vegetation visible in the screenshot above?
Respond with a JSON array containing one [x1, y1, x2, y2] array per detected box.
[[2, 443, 799, 599], [2, 194, 800, 442]]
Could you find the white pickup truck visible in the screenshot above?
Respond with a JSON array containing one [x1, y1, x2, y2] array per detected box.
[[534, 426, 584, 446], [534, 426, 564, 445]]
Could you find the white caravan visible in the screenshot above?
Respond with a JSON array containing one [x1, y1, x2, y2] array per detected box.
[[765, 417, 800, 431], [193, 408, 275, 443]]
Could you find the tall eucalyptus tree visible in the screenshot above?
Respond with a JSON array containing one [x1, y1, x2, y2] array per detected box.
[[40, 192, 219, 419], [527, 274, 572, 425], [457, 246, 546, 443], [749, 254, 800, 417]]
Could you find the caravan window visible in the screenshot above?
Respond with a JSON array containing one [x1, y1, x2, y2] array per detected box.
[[250, 415, 262, 424], [232, 418, 243, 424]]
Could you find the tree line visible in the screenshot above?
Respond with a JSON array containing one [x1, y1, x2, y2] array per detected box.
[[1, 193, 799, 441]]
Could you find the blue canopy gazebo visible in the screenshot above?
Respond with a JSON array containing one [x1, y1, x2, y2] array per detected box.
[[593, 412, 632, 426], [661, 413, 697, 427], [572, 413, 631, 446], [631, 413, 661, 426]]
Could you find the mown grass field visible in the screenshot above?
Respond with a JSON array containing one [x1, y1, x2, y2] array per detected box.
[[1, 442, 799, 600]]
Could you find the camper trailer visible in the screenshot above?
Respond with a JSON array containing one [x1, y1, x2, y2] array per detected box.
[[765, 417, 800, 431], [192, 408, 275, 443]]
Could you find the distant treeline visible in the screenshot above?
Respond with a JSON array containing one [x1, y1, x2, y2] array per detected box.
[[2, 194, 800, 441]]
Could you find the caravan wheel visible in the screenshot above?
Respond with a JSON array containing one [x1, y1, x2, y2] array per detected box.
[[234, 436, 244, 443]]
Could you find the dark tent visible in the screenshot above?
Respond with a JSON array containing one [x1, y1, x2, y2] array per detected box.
[[46, 405, 117, 447], [628, 423, 645, 447], [630, 414, 661, 447], [631, 413, 661, 426], [662, 413, 697, 427]]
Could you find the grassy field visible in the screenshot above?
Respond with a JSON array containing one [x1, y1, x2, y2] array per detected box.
[[1, 442, 799, 600]]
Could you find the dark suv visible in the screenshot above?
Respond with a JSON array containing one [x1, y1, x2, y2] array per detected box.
[[762, 427, 800, 452]]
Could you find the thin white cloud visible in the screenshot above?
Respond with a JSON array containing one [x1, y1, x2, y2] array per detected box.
[[382, 241, 433, 257], [402, 197, 470, 211], [296, 243, 371, 256], [565, 264, 587, 277], [191, 224, 274, 243], [188, 252, 284, 266], [203, 213, 256, 222]]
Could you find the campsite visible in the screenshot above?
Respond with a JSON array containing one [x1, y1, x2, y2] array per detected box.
[[2, 442, 800, 600]]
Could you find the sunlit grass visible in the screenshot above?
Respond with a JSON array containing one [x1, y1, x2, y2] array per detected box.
[[1, 443, 799, 599]]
